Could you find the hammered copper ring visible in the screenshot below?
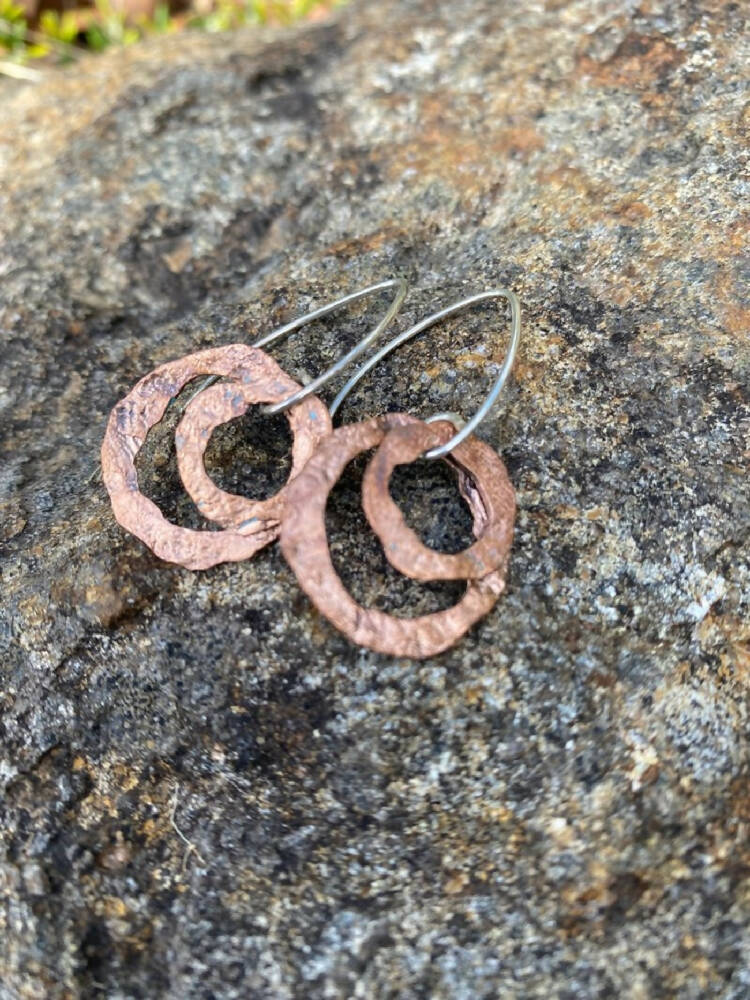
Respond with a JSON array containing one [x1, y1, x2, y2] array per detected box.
[[280, 414, 510, 659], [101, 344, 329, 571], [175, 360, 331, 531], [361, 419, 515, 581]]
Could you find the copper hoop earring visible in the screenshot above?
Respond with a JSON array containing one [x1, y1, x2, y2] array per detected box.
[[101, 279, 408, 569], [281, 414, 511, 658], [172, 279, 407, 533], [280, 288, 521, 657]]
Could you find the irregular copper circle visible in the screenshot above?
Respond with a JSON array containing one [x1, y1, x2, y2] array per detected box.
[[175, 366, 331, 531], [362, 419, 515, 580], [101, 344, 328, 571], [280, 414, 510, 659]]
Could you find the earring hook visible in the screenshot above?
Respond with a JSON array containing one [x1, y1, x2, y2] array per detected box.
[[259, 277, 408, 415], [329, 288, 521, 459]]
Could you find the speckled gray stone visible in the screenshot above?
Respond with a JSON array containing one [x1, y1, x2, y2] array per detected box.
[[1, 1, 749, 997]]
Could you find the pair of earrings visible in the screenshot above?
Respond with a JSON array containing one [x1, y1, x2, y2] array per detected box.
[[101, 280, 520, 658]]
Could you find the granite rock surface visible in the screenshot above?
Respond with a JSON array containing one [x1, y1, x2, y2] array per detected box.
[[1, 1, 749, 997]]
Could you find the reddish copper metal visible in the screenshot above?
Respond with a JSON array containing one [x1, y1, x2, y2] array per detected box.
[[175, 362, 331, 531], [362, 419, 515, 580], [280, 414, 510, 659], [101, 344, 329, 571]]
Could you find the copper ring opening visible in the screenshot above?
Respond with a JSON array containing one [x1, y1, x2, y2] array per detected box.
[[175, 362, 331, 531], [101, 344, 329, 570], [362, 419, 516, 580], [280, 414, 511, 659]]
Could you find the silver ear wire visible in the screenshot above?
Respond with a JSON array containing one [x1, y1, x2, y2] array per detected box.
[[259, 277, 408, 415], [329, 288, 521, 459], [167, 278, 408, 420]]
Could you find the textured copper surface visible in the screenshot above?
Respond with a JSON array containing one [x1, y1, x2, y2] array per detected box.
[[362, 420, 516, 580], [101, 344, 303, 570], [175, 357, 331, 531], [280, 414, 509, 658]]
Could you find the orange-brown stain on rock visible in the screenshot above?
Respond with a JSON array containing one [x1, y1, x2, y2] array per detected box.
[[712, 266, 750, 339], [708, 215, 750, 338], [385, 94, 544, 198], [578, 33, 686, 93], [324, 222, 411, 259], [533, 165, 612, 225], [612, 199, 653, 223]]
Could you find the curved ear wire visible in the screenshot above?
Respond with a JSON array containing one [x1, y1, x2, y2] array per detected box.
[[259, 277, 408, 414], [329, 288, 521, 459], [182, 278, 408, 417]]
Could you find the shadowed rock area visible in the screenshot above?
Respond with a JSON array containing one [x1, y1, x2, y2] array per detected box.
[[1, 1, 748, 996]]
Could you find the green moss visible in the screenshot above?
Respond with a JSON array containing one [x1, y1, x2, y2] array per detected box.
[[0, 0, 346, 69]]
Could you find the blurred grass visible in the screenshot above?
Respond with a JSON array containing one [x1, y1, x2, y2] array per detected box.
[[0, 0, 344, 70]]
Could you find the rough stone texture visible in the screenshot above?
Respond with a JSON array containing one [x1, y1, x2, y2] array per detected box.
[[1, 0, 748, 997]]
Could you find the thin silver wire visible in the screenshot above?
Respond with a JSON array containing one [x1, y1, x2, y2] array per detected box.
[[182, 279, 407, 417], [329, 288, 521, 460], [259, 277, 408, 415]]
